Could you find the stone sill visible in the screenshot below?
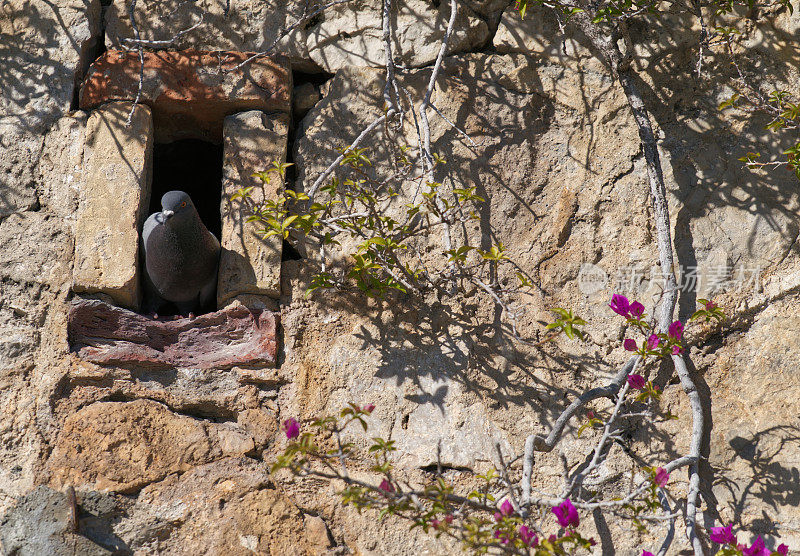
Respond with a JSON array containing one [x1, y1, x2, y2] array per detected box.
[[67, 297, 278, 370]]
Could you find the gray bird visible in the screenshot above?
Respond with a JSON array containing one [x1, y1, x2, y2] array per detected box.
[[141, 191, 220, 315]]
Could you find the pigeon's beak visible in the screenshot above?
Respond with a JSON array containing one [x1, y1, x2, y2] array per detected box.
[[162, 209, 175, 219]]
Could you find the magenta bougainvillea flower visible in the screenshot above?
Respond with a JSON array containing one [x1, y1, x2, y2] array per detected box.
[[493, 530, 509, 544], [624, 339, 638, 351], [709, 524, 736, 545], [647, 334, 660, 350], [283, 417, 300, 439], [627, 374, 646, 390], [518, 525, 538, 547], [743, 536, 770, 556], [777, 544, 789, 555], [654, 467, 669, 487], [379, 479, 395, 493], [499, 499, 514, 516], [364, 403, 376, 414], [642, 551, 654, 556], [609, 294, 631, 317], [705, 300, 717, 311], [430, 519, 441, 529], [629, 301, 645, 319], [671, 345, 683, 355], [552, 498, 579, 528], [668, 320, 684, 341], [444, 514, 453, 525]]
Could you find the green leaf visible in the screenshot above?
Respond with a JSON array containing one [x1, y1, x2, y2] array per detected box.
[[718, 93, 741, 111]]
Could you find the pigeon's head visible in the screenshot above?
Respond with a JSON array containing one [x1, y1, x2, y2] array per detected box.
[[159, 191, 196, 224]]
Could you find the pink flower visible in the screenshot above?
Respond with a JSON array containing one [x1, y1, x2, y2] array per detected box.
[[668, 320, 684, 341], [705, 300, 716, 311], [552, 498, 579, 528], [430, 519, 441, 529], [499, 499, 514, 516], [519, 525, 538, 547], [493, 530, 509, 544], [709, 524, 736, 545], [743, 536, 770, 556], [627, 373, 646, 390], [654, 467, 669, 487], [777, 544, 789, 555], [609, 294, 631, 318], [548, 534, 558, 543], [493, 512, 503, 522], [624, 339, 638, 351], [364, 403, 376, 414], [642, 552, 655, 556], [629, 301, 645, 319], [379, 479, 394, 493], [444, 514, 454, 524], [671, 345, 683, 355], [647, 334, 660, 350], [283, 418, 300, 439], [587, 410, 596, 419]]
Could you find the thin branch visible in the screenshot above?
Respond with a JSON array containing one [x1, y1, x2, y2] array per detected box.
[[120, 10, 203, 46], [563, 362, 636, 499], [495, 443, 522, 513], [232, 0, 354, 71], [307, 113, 391, 200], [418, 0, 458, 258], [126, 0, 145, 126], [656, 487, 677, 556]]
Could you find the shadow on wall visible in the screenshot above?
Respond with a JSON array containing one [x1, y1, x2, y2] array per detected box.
[[289, 57, 625, 449], [715, 425, 800, 537], [0, 0, 99, 134], [625, 10, 800, 321], [286, 6, 800, 545]]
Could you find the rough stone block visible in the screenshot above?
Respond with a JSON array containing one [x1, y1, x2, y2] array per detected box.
[[218, 110, 288, 306], [47, 400, 256, 493], [79, 49, 291, 143], [0, 0, 101, 132], [73, 102, 153, 310], [0, 486, 109, 556]]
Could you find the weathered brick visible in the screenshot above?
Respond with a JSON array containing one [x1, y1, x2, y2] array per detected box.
[[73, 102, 153, 310], [67, 298, 278, 370], [218, 110, 288, 306], [79, 49, 291, 143]]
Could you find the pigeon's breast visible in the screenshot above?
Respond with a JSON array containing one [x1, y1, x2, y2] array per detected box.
[[144, 222, 218, 302]]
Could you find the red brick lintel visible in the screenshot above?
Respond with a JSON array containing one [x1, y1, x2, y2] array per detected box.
[[79, 49, 291, 142]]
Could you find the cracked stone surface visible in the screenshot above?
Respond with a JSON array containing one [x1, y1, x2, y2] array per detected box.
[[47, 400, 256, 494]]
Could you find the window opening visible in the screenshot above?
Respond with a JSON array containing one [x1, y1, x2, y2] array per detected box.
[[145, 139, 223, 316]]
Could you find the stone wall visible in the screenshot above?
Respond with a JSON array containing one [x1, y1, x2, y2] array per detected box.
[[1, 0, 800, 554]]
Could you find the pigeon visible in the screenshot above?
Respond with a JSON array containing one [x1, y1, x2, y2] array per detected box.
[[141, 191, 220, 315]]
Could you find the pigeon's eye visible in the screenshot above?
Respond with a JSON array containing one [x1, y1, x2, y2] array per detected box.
[[180, 201, 187, 208]]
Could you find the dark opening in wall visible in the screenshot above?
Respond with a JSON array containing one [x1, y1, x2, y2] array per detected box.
[[150, 139, 223, 238], [145, 139, 223, 315]]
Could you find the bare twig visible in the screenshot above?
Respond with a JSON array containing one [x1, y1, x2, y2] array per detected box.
[[417, 0, 458, 259], [495, 443, 522, 513], [232, 0, 354, 71], [126, 0, 145, 126], [562, 362, 636, 498]]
